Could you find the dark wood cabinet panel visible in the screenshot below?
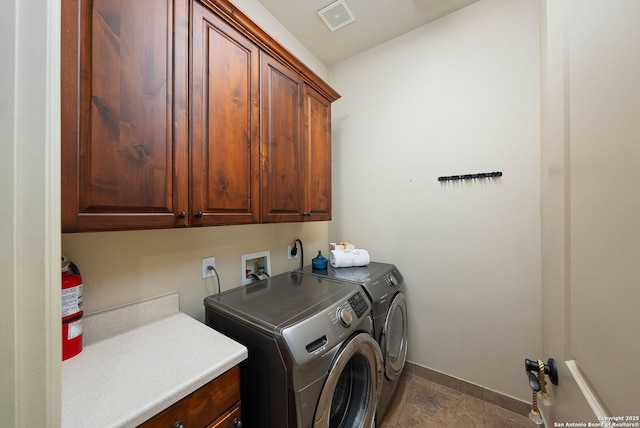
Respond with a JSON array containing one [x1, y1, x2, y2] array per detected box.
[[62, 0, 189, 232], [191, 2, 260, 226], [62, 0, 339, 232], [206, 404, 241, 428], [260, 52, 304, 223], [260, 55, 333, 223], [138, 366, 241, 428], [302, 85, 332, 221]]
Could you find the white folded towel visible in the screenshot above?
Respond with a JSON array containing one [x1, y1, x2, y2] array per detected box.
[[330, 249, 370, 268]]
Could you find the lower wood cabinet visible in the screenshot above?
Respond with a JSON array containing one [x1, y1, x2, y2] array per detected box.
[[138, 366, 241, 428], [207, 404, 241, 428]]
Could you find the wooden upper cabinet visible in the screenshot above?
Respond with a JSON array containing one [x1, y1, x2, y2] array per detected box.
[[61, 0, 189, 232], [61, 0, 339, 232], [260, 52, 305, 223], [260, 55, 333, 223], [301, 84, 332, 221], [191, 2, 260, 226]]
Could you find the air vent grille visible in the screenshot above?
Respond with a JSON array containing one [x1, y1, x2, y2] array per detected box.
[[318, 0, 356, 32]]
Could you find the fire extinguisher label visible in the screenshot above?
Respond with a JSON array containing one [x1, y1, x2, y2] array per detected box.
[[67, 319, 82, 340], [62, 284, 83, 317]]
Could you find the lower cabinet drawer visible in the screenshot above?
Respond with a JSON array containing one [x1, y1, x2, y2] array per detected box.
[[207, 404, 241, 428], [138, 366, 240, 428]]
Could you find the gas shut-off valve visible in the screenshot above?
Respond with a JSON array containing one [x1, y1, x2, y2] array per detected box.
[[524, 357, 558, 425]]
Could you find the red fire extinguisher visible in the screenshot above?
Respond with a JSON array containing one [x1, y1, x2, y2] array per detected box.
[[62, 256, 83, 360]]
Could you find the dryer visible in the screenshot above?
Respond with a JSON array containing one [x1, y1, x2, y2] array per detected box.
[[298, 262, 408, 425], [204, 271, 383, 428]]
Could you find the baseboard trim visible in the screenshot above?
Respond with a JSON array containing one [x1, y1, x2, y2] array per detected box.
[[404, 362, 531, 417]]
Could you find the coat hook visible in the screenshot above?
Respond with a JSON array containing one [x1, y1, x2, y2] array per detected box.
[[438, 171, 502, 182]]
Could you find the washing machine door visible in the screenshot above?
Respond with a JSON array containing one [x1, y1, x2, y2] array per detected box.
[[381, 292, 408, 381], [313, 332, 383, 428]]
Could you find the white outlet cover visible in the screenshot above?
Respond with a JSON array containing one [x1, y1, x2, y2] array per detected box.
[[202, 257, 216, 279]]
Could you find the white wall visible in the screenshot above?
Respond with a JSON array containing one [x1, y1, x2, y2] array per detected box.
[[1, 0, 62, 425], [329, 0, 541, 401], [539, 0, 594, 421], [62, 223, 327, 321], [541, 0, 640, 420], [228, 0, 330, 81], [4, 0, 543, 424]]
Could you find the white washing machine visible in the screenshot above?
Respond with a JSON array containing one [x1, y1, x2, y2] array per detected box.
[[299, 262, 408, 425], [204, 271, 383, 428]]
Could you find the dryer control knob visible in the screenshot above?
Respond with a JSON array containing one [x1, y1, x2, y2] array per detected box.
[[336, 308, 353, 327]]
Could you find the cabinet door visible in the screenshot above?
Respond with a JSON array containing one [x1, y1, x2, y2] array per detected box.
[[138, 366, 240, 428], [191, 1, 260, 226], [260, 52, 304, 223], [301, 85, 332, 221], [61, 0, 189, 232]]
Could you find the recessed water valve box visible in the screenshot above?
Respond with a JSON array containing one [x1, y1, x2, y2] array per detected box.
[[241, 251, 271, 286]]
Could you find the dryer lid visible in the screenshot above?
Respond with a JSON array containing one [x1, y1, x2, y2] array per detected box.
[[298, 261, 400, 284], [204, 271, 362, 331]]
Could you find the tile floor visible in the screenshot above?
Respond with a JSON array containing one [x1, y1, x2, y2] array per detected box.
[[380, 372, 536, 428]]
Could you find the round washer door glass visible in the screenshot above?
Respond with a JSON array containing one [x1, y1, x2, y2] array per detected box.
[[382, 292, 408, 380], [313, 333, 383, 428]]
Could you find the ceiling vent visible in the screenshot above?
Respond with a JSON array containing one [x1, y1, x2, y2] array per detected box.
[[318, 0, 356, 32]]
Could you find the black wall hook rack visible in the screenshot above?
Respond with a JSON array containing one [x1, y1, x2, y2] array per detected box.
[[438, 171, 502, 182]]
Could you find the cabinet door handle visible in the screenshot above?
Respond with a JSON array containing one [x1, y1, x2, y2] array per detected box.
[[233, 418, 243, 428], [301, 212, 311, 216], [173, 422, 184, 428], [178, 211, 186, 218], [195, 211, 203, 218]]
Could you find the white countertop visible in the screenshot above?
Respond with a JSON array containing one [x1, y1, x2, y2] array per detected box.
[[62, 293, 247, 428]]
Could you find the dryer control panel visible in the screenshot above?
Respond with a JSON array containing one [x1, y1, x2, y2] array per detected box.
[[384, 273, 399, 288], [282, 289, 372, 366], [348, 291, 369, 318]]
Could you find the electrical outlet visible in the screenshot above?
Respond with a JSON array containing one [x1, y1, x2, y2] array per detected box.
[[202, 257, 216, 279], [288, 245, 298, 260]]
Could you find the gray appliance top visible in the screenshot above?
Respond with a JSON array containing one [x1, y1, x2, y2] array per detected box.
[[204, 271, 364, 333], [298, 262, 405, 309], [297, 261, 399, 284]]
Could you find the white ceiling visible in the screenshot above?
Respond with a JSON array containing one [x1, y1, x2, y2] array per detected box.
[[257, 0, 480, 66]]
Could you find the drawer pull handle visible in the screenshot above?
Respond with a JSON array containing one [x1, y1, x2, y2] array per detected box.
[[173, 422, 184, 428], [233, 418, 243, 428]]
